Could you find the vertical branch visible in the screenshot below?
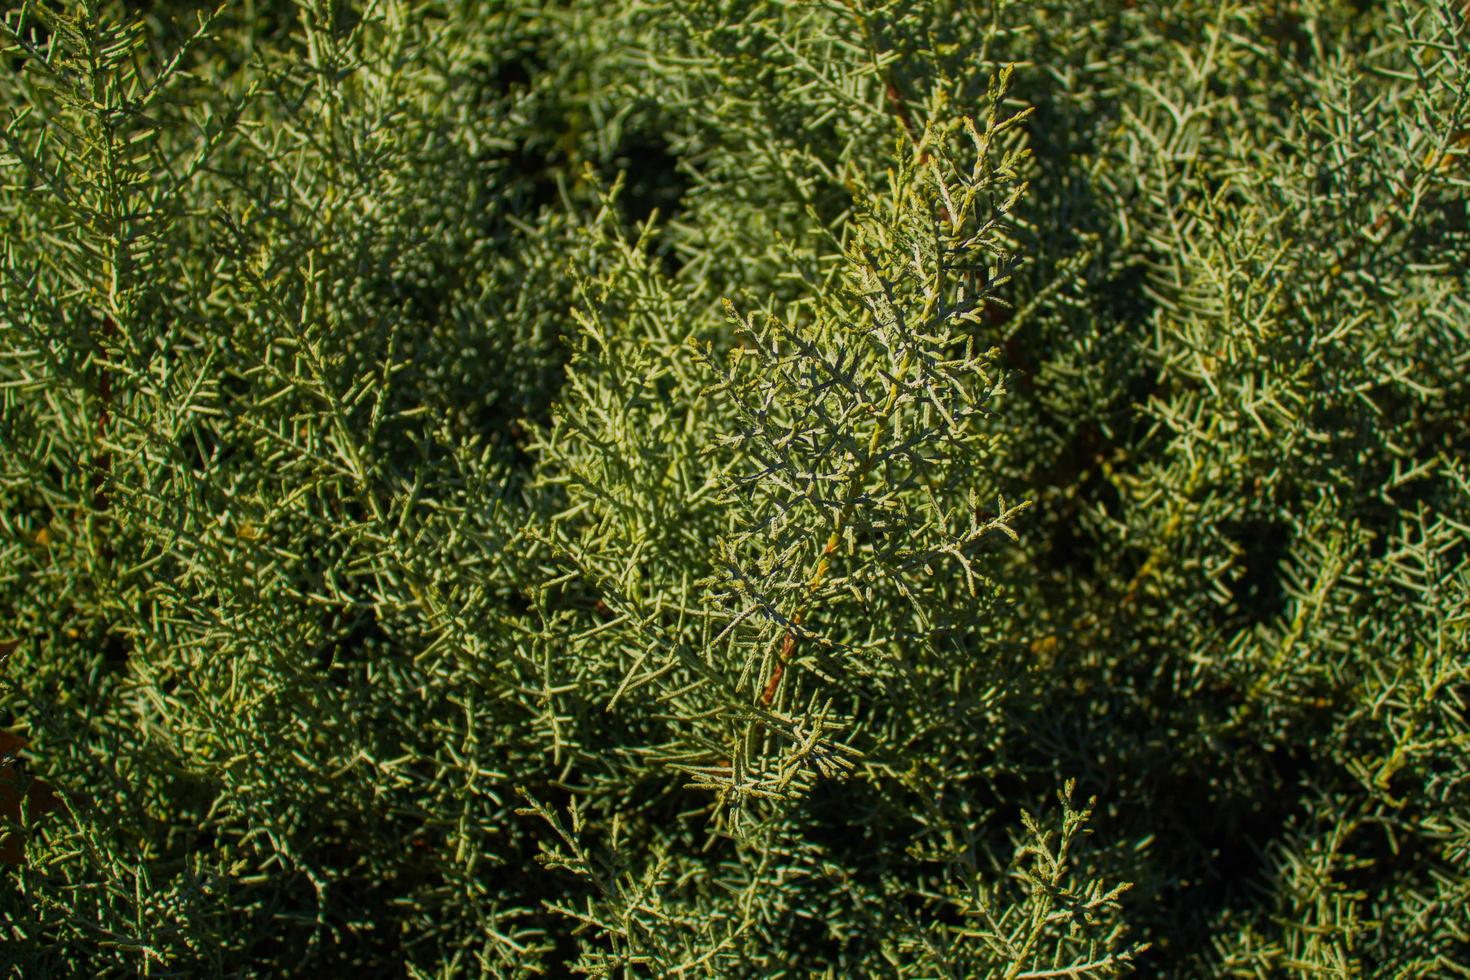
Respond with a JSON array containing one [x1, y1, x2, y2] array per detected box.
[[761, 339, 920, 705], [91, 314, 116, 520]]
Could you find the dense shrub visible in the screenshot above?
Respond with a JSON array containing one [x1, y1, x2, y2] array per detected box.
[[1, 1, 1466, 975]]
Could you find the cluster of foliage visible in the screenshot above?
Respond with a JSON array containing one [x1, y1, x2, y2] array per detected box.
[[1, 0, 1466, 975]]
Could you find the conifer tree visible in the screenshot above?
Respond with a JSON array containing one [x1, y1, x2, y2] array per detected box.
[[1, 0, 1465, 975]]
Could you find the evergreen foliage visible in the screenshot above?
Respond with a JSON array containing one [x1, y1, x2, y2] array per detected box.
[[0, 0, 1466, 975]]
